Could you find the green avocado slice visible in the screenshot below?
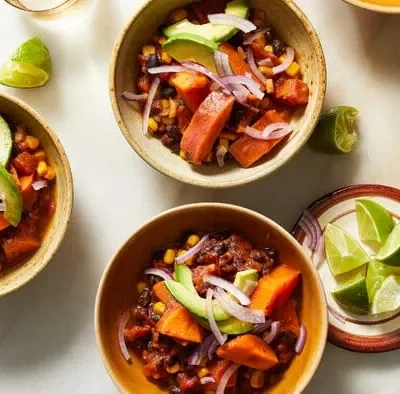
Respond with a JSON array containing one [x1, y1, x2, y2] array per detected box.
[[0, 164, 22, 226], [0, 115, 12, 166]]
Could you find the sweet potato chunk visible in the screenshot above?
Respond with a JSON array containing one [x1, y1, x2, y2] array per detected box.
[[12, 152, 38, 176], [272, 299, 300, 336], [217, 334, 279, 371], [171, 72, 210, 112], [20, 175, 39, 211], [153, 281, 176, 305], [124, 325, 151, 342], [229, 110, 286, 168], [156, 304, 205, 343], [3, 235, 40, 264], [275, 79, 309, 106], [0, 213, 10, 232], [203, 360, 237, 390], [180, 91, 235, 165], [250, 265, 300, 316]]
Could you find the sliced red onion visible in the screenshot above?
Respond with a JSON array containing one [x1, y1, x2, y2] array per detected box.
[[122, 91, 148, 102], [298, 210, 322, 251], [216, 145, 228, 168], [200, 376, 216, 385], [257, 58, 274, 67], [295, 325, 307, 354], [205, 275, 250, 306], [220, 75, 263, 99], [188, 334, 215, 365], [242, 103, 260, 113], [214, 51, 226, 77], [32, 180, 48, 191], [244, 123, 292, 140], [207, 336, 220, 360], [221, 52, 233, 76], [243, 28, 270, 45], [242, 280, 258, 296], [0, 202, 5, 212], [216, 363, 240, 394], [142, 77, 160, 134], [144, 268, 173, 281], [246, 47, 268, 85], [175, 234, 209, 264], [313, 235, 326, 266], [181, 62, 229, 91], [208, 14, 257, 33], [272, 47, 295, 75], [214, 288, 265, 324], [263, 321, 280, 344], [117, 311, 131, 363], [206, 289, 227, 345], [232, 90, 247, 104], [252, 320, 272, 334], [297, 218, 314, 250], [148, 65, 187, 74]]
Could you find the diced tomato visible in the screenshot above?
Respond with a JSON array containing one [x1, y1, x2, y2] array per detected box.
[[275, 79, 309, 106], [12, 152, 38, 176]]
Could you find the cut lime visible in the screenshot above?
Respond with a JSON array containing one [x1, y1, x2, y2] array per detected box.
[[0, 37, 51, 88], [325, 223, 370, 276], [309, 106, 359, 154], [356, 199, 394, 247], [366, 260, 400, 303], [0, 115, 12, 166], [331, 272, 369, 315], [376, 223, 400, 266], [371, 275, 400, 314]]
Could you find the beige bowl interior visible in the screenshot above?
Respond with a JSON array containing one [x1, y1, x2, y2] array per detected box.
[[95, 203, 327, 394], [343, 0, 400, 13], [110, 0, 326, 188], [0, 92, 73, 297]]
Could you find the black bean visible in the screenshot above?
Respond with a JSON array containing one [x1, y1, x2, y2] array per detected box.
[[264, 26, 275, 43], [272, 39, 285, 56], [169, 385, 181, 394], [166, 125, 182, 142], [160, 85, 177, 98], [138, 288, 152, 307], [147, 53, 159, 69]]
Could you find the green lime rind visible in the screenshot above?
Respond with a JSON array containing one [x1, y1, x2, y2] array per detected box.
[[331, 272, 369, 315], [0, 115, 12, 166], [0, 61, 49, 88], [356, 199, 394, 247], [309, 106, 359, 154], [366, 260, 400, 303], [376, 223, 400, 266], [0, 164, 22, 227], [371, 275, 400, 315], [324, 223, 370, 276]]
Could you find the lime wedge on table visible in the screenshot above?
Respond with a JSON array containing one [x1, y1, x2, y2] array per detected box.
[[325, 223, 370, 276], [371, 275, 400, 314], [0, 38, 51, 88], [331, 272, 369, 315], [366, 260, 400, 302], [309, 106, 359, 153], [376, 223, 400, 266], [0, 115, 12, 166], [356, 199, 394, 247]]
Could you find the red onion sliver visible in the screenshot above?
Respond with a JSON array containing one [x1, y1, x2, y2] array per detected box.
[[252, 320, 272, 334], [216, 363, 240, 394], [216, 145, 228, 168], [242, 103, 260, 113], [272, 47, 295, 75], [298, 218, 314, 250], [32, 180, 48, 191], [122, 92, 148, 102], [246, 47, 268, 85], [117, 311, 131, 363], [200, 377, 216, 385], [313, 235, 326, 266], [206, 289, 228, 345], [144, 268, 173, 281], [175, 234, 209, 264], [221, 52, 233, 76], [257, 58, 274, 67], [298, 210, 322, 251], [142, 77, 160, 134], [181, 62, 229, 91], [208, 336, 220, 360], [214, 288, 265, 324], [243, 28, 269, 45], [263, 321, 280, 344], [244, 123, 291, 140], [205, 275, 251, 306], [214, 51, 226, 77], [220, 75, 263, 99], [295, 325, 307, 354], [188, 334, 215, 365], [148, 65, 187, 74], [208, 14, 257, 33]]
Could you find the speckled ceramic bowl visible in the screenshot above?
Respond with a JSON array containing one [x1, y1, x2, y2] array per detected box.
[[109, 0, 326, 188], [95, 203, 327, 394], [342, 0, 400, 13], [0, 92, 73, 297]]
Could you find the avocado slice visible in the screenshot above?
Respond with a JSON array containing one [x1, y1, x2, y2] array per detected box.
[[0, 164, 22, 226], [164, 0, 249, 43], [163, 33, 219, 73], [175, 263, 197, 294], [0, 115, 12, 166]]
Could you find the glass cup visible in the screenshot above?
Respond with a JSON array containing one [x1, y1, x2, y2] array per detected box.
[[4, 0, 77, 14]]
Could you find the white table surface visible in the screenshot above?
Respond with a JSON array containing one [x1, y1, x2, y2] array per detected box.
[[0, 0, 399, 393]]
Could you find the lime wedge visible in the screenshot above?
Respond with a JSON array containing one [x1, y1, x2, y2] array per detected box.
[[0, 115, 12, 166], [356, 199, 394, 247], [366, 260, 400, 302], [331, 272, 369, 315], [371, 275, 400, 314], [325, 223, 370, 276], [376, 223, 400, 266], [309, 106, 359, 154], [0, 37, 51, 88]]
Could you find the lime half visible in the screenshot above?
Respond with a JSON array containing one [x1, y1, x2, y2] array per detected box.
[[309, 106, 359, 154], [371, 275, 400, 314], [0, 37, 51, 88], [0, 115, 12, 166], [356, 199, 394, 247], [325, 223, 370, 276], [331, 272, 369, 315], [376, 223, 400, 266]]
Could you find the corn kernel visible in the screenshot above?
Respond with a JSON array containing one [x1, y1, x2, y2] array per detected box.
[[286, 61, 301, 77], [34, 150, 47, 160], [166, 363, 181, 374], [180, 150, 187, 160], [163, 249, 176, 264], [250, 370, 265, 389], [153, 302, 166, 315], [162, 117, 175, 125], [158, 37, 167, 45], [161, 99, 169, 109], [44, 167, 56, 181], [142, 45, 156, 56], [37, 161, 48, 177], [148, 118, 159, 133], [136, 282, 146, 293], [187, 234, 200, 247], [197, 368, 210, 378], [168, 8, 188, 23], [266, 79, 274, 94], [161, 51, 173, 64], [259, 66, 274, 77], [25, 135, 40, 150], [168, 98, 177, 119], [264, 45, 273, 53]]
